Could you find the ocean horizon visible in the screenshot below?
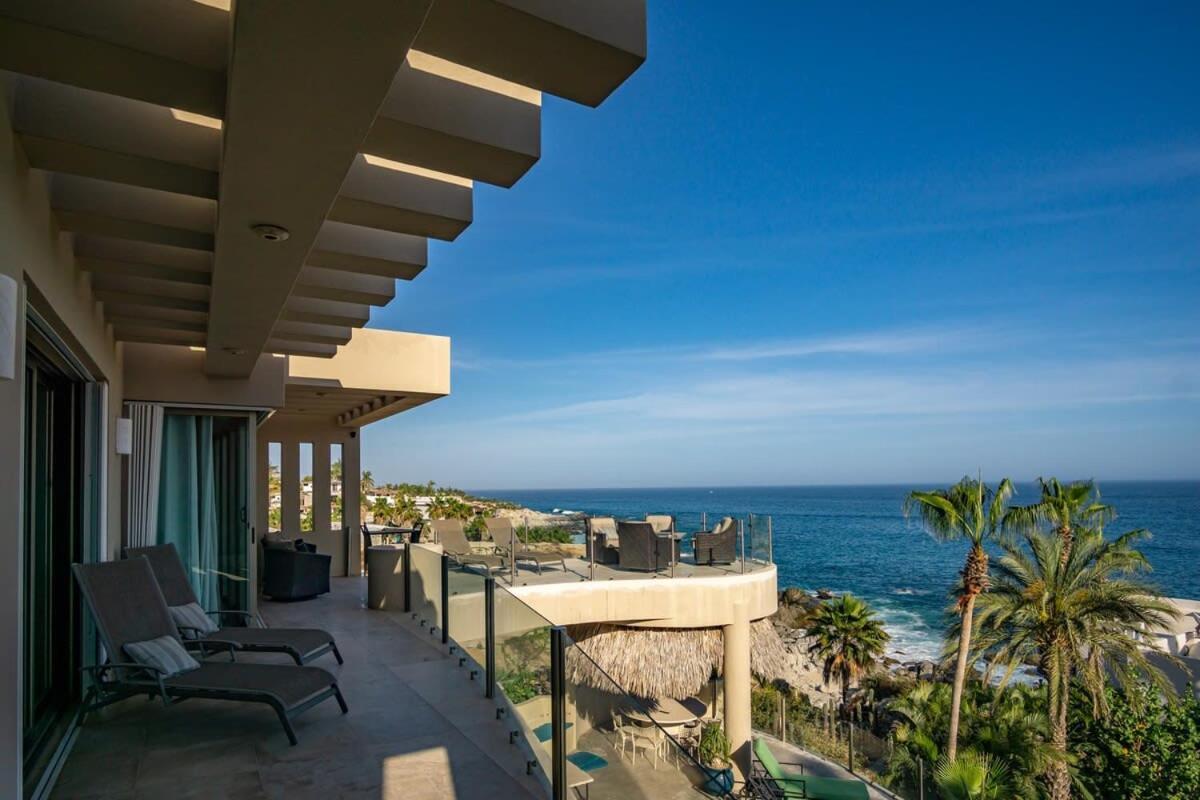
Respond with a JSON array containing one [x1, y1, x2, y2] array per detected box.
[[478, 480, 1200, 663]]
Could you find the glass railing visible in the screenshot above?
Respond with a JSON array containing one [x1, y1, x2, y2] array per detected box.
[[407, 543, 444, 639], [746, 513, 773, 566], [400, 540, 738, 798], [493, 584, 555, 790], [563, 634, 731, 799]]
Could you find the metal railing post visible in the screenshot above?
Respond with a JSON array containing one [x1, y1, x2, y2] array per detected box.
[[402, 543, 411, 613], [588, 523, 595, 582], [767, 515, 773, 564], [550, 626, 567, 800], [919, 757, 925, 800], [484, 576, 496, 699], [701, 511, 707, 531], [738, 518, 746, 574], [440, 552, 449, 645], [510, 526, 517, 586], [847, 722, 854, 773]]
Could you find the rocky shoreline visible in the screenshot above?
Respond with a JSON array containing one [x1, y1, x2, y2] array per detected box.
[[770, 586, 940, 706]]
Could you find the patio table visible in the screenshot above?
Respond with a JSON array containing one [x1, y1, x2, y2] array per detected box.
[[623, 697, 697, 727]]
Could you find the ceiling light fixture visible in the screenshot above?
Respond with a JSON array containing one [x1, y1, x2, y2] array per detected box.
[[251, 224, 290, 242]]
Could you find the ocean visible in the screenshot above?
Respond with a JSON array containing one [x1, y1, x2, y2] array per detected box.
[[479, 481, 1200, 662]]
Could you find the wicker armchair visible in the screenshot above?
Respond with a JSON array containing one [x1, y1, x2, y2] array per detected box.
[[693, 516, 737, 565], [616, 521, 672, 572]]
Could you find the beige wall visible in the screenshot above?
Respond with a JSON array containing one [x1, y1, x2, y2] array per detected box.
[[1, 93, 125, 797], [257, 415, 362, 578], [512, 565, 779, 630], [123, 342, 287, 408]]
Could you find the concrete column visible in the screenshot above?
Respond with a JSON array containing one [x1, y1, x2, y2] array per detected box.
[[281, 439, 299, 537], [723, 599, 752, 783], [312, 437, 331, 536], [343, 434, 362, 575]]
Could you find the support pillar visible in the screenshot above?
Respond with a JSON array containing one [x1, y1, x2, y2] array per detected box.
[[724, 599, 751, 784]]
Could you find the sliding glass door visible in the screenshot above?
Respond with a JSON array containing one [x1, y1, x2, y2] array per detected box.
[[157, 412, 253, 613], [21, 348, 83, 791]]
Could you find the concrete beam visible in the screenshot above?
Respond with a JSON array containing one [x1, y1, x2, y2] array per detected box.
[[415, 0, 647, 107], [280, 298, 371, 329], [292, 266, 395, 307], [329, 156, 472, 241], [204, 0, 432, 376], [310, 221, 427, 280], [365, 57, 540, 187], [19, 134, 218, 199], [0, 14, 225, 117]]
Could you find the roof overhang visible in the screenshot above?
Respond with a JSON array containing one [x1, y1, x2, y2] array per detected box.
[[0, 0, 646, 376], [281, 328, 450, 427]]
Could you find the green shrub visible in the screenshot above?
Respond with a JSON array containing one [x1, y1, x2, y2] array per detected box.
[[1072, 683, 1200, 800], [517, 525, 573, 544]]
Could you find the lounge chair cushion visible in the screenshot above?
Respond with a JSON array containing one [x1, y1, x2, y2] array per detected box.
[[169, 602, 219, 636], [165, 661, 336, 709], [125, 634, 201, 677], [207, 627, 333, 658]]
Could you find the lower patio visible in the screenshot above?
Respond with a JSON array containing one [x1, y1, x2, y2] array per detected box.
[[51, 579, 545, 800]]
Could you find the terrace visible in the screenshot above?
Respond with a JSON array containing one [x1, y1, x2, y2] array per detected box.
[[52, 577, 715, 800]]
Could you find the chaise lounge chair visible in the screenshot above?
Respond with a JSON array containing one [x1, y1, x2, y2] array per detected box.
[[73, 557, 347, 745], [484, 517, 567, 574], [126, 543, 342, 666], [429, 519, 507, 574], [752, 737, 869, 799]]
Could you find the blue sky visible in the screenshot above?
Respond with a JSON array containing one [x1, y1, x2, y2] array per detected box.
[[363, 3, 1200, 489]]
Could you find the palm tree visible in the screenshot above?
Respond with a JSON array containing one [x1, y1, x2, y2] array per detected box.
[[934, 751, 1011, 800], [968, 528, 1177, 800], [886, 682, 1050, 799], [361, 470, 375, 493], [905, 476, 1014, 761], [393, 495, 420, 526], [1003, 478, 1113, 566], [806, 594, 889, 708]]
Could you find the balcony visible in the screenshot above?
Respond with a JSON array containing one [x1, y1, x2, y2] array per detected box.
[[52, 573, 725, 800], [52, 579, 547, 799]]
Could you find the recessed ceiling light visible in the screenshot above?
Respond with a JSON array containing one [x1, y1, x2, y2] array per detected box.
[[222, 346, 245, 356], [251, 224, 290, 242]]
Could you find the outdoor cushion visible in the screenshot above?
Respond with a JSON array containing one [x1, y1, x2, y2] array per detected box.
[[262, 537, 296, 551], [533, 721, 574, 742], [207, 627, 333, 658], [754, 738, 869, 800], [125, 634, 200, 677], [646, 515, 673, 533], [169, 602, 218, 636], [567, 751, 608, 772], [164, 661, 337, 709]]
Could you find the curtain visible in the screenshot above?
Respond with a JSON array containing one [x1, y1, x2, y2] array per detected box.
[[157, 415, 218, 609], [126, 402, 163, 548], [213, 423, 248, 610]]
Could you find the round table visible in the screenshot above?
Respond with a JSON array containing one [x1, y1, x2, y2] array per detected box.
[[623, 697, 698, 727]]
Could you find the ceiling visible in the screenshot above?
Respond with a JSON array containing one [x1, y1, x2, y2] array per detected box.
[[0, 0, 646, 376]]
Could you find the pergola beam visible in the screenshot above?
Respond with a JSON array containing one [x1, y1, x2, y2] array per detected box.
[[204, 0, 432, 376]]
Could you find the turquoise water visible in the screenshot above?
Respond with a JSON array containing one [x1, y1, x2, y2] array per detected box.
[[480, 482, 1200, 661]]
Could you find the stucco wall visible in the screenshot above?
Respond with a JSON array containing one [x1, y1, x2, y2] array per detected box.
[[257, 415, 362, 579], [0, 91, 125, 797]]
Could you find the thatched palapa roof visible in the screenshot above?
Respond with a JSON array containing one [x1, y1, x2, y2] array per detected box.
[[565, 619, 788, 700]]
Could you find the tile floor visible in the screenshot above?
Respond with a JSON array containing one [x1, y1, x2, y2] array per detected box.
[[51, 579, 544, 800]]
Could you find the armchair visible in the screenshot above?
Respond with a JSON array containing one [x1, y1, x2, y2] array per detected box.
[[694, 516, 737, 565]]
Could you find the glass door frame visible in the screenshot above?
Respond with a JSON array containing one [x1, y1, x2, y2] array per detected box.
[[22, 307, 106, 800], [153, 405, 260, 615]]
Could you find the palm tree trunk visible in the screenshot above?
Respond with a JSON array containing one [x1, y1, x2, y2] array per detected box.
[[1058, 523, 1073, 567], [1048, 677, 1072, 800], [947, 592, 976, 762]]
